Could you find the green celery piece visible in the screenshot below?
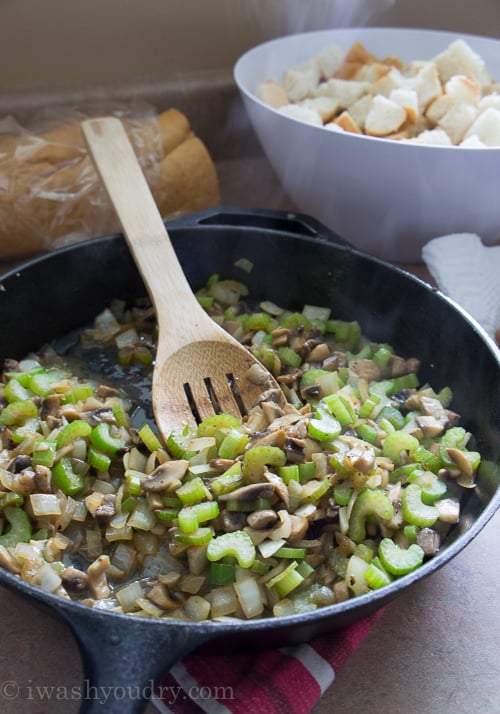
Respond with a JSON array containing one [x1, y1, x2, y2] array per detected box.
[[32, 439, 58, 468], [348, 488, 394, 543], [378, 538, 424, 576], [177, 501, 220, 533], [207, 530, 256, 568], [90, 422, 126, 456], [52, 456, 85, 496], [0, 506, 32, 547], [176, 476, 209, 505], [218, 428, 250, 459], [382, 431, 419, 465], [0, 399, 38, 426], [174, 527, 213, 546], [308, 407, 342, 442], [138, 423, 162, 452], [209, 562, 236, 585], [56, 419, 92, 449], [197, 413, 241, 439], [242, 445, 286, 482], [364, 562, 392, 589], [408, 470, 447, 504], [210, 463, 244, 496], [0, 492, 24, 510], [401, 483, 439, 527]]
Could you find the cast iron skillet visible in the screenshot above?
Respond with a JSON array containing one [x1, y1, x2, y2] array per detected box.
[[0, 208, 499, 713]]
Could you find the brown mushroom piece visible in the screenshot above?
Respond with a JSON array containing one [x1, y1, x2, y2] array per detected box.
[[221, 510, 247, 532], [263, 470, 290, 508], [251, 428, 287, 450], [87, 554, 111, 599], [416, 527, 440, 556], [94, 494, 117, 525], [285, 436, 307, 463], [40, 393, 61, 420], [247, 509, 280, 530], [349, 359, 382, 381], [141, 459, 189, 492], [61, 566, 89, 593], [217, 483, 275, 502], [246, 362, 273, 386]]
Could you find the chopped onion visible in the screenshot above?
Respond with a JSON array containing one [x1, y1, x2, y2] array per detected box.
[[184, 594, 211, 621], [210, 584, 238, 618], [116, 580, 145, 611], [29, 493, 62, 516], [234, 576, 264, 619], [35, 563, 63, 593]]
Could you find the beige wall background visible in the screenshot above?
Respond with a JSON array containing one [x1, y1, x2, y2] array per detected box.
[[0, 0, 499, 96]]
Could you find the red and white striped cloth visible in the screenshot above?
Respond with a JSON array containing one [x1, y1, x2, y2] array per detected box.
[[153, 610, 383, 714]]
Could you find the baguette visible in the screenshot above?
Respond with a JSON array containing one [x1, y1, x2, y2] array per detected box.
[[0, 108, 219, 260]]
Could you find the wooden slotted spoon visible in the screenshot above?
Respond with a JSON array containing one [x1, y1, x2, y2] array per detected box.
[[81, 116, 286, 440]]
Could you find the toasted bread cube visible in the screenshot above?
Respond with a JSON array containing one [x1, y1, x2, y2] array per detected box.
[[348, 94, 373, 131], [478, 92, 500, 113], [278, 103, 323, 126], [438, 101, 478, 144], [460, 134, 486, 147], [412, 62, 443, 111], [323, 122, 345, 133], [314, 78, 370, 109], [334, 111, 362, 134], [425, 94, 453, 125], [256, 80, 289, 109], [333, 41, 378, 80], [433, 39, 491, 88], [371, 67, 407, 97], [445, 74, 481, 104], [406, 128, 453, 146], [283, 59, 320, 102], [463, 107, 500, 146], [365, 94, 407, 136], [316, 43, 345, 79], [353, 62, 392, 83], [302, 96, 340, 122], [389, 88, 420, 123]]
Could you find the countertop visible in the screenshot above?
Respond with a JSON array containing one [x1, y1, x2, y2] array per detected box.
[[0, 154, 498, 714]]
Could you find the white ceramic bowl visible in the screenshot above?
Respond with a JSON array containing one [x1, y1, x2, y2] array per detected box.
[[234, 27, 500, 262]]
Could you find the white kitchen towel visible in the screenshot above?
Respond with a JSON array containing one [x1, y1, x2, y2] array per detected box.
[[422, 233, 500, 343]]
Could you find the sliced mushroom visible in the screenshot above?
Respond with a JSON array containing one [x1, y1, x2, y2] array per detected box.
[[141, 459, 189, 492], [209, 458, 236, 472], [288, 514, 309, 540], [307, 343, 330, 362], [217, 483, 275, 502], [61, 566, 89, 593], [221, 510, 247, 532], [251, 429, 287, 450], [343, 444, 375, 474], [263, 470, 289, 508], [261, 401, 286, 424], [349, 359, 382, 381], [34, 465, 52, 493], [247, 362, 272, 386], [445, 447, 473, 481], [247, 509, 279, 530], [95, 384, 121, 399], [94, 494, 116, 525], [416, 527, 440, 556], [8, 454, 32, 473], [415, 415, 446, 438], [40, 394, 61, 420], [87, 554, 111, 599], [284, 436, 307, 464]]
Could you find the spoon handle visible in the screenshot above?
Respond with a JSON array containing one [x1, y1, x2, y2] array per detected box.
[[81, 116, 205, 341]]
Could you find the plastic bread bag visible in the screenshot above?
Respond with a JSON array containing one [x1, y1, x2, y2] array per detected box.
[[0, 102, 219, 261]]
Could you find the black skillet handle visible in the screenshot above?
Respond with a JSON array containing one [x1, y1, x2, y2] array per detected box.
[[57, 604, 216, 714], [168, 206, 351, 248]]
